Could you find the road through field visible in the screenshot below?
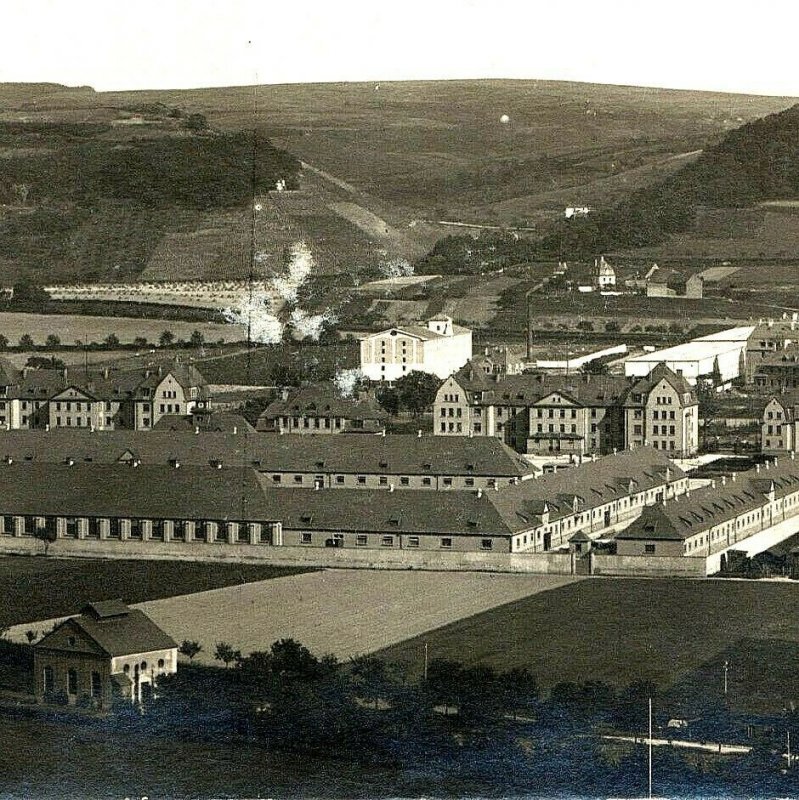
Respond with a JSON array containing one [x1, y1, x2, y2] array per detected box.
[[11, 569, 580, 663]]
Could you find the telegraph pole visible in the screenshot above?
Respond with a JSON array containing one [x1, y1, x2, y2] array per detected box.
[[423, 642, 429, 682], [723, 660, 729, 698]]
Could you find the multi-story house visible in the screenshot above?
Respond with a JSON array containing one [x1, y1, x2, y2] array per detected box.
[[754, 351, 799, 391], [0, 359, 208, 431], [257, 385, 388, 434], [436, 360, 698, 457], [623, 363, 699, 457], [359, 316, 472, 382], [745, 318, 798, 382], [761, 393, 799, 454]]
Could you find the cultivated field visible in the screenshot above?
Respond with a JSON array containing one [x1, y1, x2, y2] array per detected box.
[[7, 569, 580, 662], [0, 556, 312, 630], [377, 578, 799, 703], [0, 312, 247, 345]]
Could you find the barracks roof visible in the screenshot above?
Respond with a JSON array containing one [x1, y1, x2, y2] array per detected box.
[[616, 458, 799, 542], [0, 431, 534, 478], [0, 463, 273, 521]]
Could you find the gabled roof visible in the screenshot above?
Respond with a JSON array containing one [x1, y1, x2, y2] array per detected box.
[[153, 413, 255, 433], [36, 603, 176, 658], [259, 385, 388, 424], [0, 431, 534, 478], [625, 364, 695, 404], [616, 458, 799, 542], [485, 447, 684, 533]]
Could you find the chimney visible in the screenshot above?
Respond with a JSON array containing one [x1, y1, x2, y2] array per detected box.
[[494, 481, 499, 491], [721, 475, 727, 486], [732, 471, 737, 481], [756, 463, 761, 473], [4, 456, 12, 465], [195, 426, 200, 435], [613, 448, 617, 456], [45, 423, 50, 432], [791, 451, 796, 461], [765, 461, 771, 470], [233, 426, 238, 435], [157, 365, 163, 377], [477, 488, 483, 498], [103, 368, 110, 380], [389, 483, 395, 492], [382, 428, 386, 437], [417, 429, 422, 438], [65, 457, 75, 467], [314, 482, 320, 491]]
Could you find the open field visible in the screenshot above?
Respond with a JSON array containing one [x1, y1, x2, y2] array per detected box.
[[8, 569, 580, 663], [377, 578, 799, 700], [0, 311, 246, 345], [0, 556, 312, 630]]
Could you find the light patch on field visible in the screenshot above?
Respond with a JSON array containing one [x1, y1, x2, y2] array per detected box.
[[697, 266, 740, 282], [0, 312, 247, 345], [7, 569, 580, 662]]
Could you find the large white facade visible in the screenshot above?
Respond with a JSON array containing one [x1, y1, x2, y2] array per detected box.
[[624, 327, 753, 385], [359, 317, 472, 382]]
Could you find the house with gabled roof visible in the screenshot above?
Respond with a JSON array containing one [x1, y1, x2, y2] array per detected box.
[[33, 601, 177, 710], [761, 392, 799, 455], [359, 316, 472, 382]]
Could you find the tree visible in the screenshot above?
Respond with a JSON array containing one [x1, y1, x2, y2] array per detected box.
[[25, 630, 38, 644], [376, 387, 401, 416], [178, 640, 202, 661], [395, 371, 441, 416], [269, 638, 320, 681], [183, 113, 209, 131], [213, 641, 239, 668], [44, 334, 61, 349], [0, 335, 9, 350], [159, 330, 175, 347], [104, 333, 120, 348], [133, 336, 148, 348], [189, 330, 205, 348], [19, 334, 34, 349], [34, 525, 57, 556]]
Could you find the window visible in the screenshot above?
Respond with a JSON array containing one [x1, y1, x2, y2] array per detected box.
[[422, 477, 432, 486], [357, 475, 367, 485], [441, 537, 453, 548], [293, 474, 303, 484], [381, 536, 394, 547], [68, 636, 76, 648], [379, 476, 388, 486], [356, 534, 368, 546], [336, 475, 345, 485], [67, 668, 78, 695], [43, 665, 54, 694], [158, 659, 165, 669], [408, 536, 420, 548], [272, 474, 282, 483], [465, 478, 474, 487], [91, 671, 102, 698], [481, 539, 493, 551], [443, 477, 453, 487], [301, 533, 312, 544], [400, 476, 409, 486], [644, 544, 656, 554]]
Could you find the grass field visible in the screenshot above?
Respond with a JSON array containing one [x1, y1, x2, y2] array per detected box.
[[0, 556, 312, 630], [0, 312, 246, 345], [377, 578, 799, 703]]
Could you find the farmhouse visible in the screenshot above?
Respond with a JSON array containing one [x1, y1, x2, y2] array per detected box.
[[256, 385, 388, 434], [435, 361, 698, 456], [645, 269, 703, 299], [359, 316, 472, 382], [0, 360, 209, 431], [0, 430, 535, 490], [33, 601, 177, 710]]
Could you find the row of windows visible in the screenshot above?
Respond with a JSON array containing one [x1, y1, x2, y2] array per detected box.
[[652, 425, 677, 436], [298, 532, 493, 550], [653, 410, 676, 420]]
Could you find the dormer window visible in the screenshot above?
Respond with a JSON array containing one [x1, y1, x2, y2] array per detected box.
[[68, 636, 76, 647]]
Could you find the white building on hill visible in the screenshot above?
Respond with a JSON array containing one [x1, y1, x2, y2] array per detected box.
[[359, 316, 472, 382]]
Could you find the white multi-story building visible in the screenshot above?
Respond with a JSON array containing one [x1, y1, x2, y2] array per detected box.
[[359, 316, 472, 382]]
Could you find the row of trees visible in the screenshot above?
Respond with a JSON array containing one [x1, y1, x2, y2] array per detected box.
[[0, 330, 210, 351]]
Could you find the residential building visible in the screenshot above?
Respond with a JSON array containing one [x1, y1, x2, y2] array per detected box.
[[645, 269, 703, 299], [623, 364, 699, 457], [754, 351, 799, 391], [592, 256, 616, 289], [257, 385, 388, 434], [0, 360, 209, 431], [33, 600, 177, 710], [761, 393, 799, 454], [435, 360, 698, 456], [745, 317, 798, 382], [0, 430, 535, 490], [359, 316, 472, 382]]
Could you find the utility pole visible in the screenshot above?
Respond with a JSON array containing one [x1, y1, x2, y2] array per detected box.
[[723, 660, 729, 698], [423, 642, 428, 682], [648, 696, 653, 800]]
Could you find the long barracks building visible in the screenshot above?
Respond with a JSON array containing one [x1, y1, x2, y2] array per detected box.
[[0, 431, 535, 491], [0, 447, 686, 556]]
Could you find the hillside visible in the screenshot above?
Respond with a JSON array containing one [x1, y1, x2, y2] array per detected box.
[[540, 103, 799, 256]]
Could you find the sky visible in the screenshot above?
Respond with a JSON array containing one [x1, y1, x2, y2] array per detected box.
[[2, 0, 798, 96]]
